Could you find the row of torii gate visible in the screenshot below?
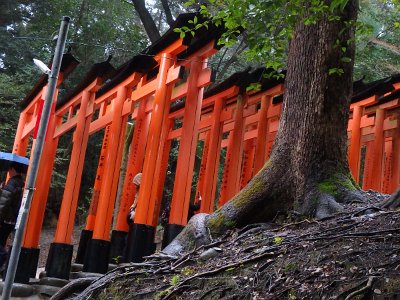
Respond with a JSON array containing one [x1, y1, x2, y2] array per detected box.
[[10, 13, 400, 282]]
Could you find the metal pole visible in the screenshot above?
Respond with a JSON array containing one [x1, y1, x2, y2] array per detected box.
[[2, 16, 70, 300]]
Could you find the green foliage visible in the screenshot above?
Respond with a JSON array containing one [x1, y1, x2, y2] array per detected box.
[[170, 275, 180, 285], [185, 0, 399, 80], [0, 0, 148, 219], [273, 236, 284, 244], [354, 0, 400, 80]]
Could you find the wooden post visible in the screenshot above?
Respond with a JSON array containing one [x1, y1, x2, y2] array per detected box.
[[362, 141, 374, 190], [46, 90, 94, 278], [240, 138, 256, 189], [75, 125, 110, 264], [371, 108, 385, 191], [21, 101, 60, 280], [53, 90, 92, 244], [12, 111, 29, 157], [391, 116, 400, 192], [84, 85, 127, 274], [348, 105, 362, 182], [86, 126, 110, 230], [168, 58, 204, 230], [125, 54, 173, 262], [201, 97, 224, 213], [195, 131, 211, 207], [218, 93, 247, 206], [253, 95, 271, 174], [114, 99, 150, 232], [382, 138, 392, 194]]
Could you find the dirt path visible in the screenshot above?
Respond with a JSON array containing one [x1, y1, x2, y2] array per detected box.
[[37, 226, 81, 268]]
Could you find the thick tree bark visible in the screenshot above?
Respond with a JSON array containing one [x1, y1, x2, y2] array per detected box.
[[131, 0, 161, 43], [164, 0, 362, 255]]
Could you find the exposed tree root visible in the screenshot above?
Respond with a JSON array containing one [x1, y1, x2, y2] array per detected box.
[[379, 188, 400, 209], [50, 277, 98, 300], [71, 209, 400, 299]]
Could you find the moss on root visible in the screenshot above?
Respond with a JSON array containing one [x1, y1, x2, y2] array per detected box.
[[318, 173, 358, 198], [232, 176, 264, 210], [207, 212, 236, 233]]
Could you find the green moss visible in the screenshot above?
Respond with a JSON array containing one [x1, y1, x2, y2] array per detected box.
[[208, 212, 236, 231], [318, 173, 358, 197], [155, 289, 171, 300], [288, 288, 297, 300], [273, 236, 284, 244], [181, 267, 194, 276], [284, 262, 297, 273], [342, 176, 358, 191], [318, 180, 338, 196], [233, 176, 264, 209], [170, 275, 180, 286]]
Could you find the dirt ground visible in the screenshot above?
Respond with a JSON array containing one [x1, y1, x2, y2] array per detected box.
[[74, 206, 400, 300], [37, 226, 81, 268]]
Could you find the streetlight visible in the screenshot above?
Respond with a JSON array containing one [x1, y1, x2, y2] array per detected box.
[[1, 16, 70, 300], [33, 58, 51, 75]]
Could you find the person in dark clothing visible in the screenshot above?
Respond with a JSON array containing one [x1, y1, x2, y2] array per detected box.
[[187, 193, 202, 222], [0, 162, 25, 268]]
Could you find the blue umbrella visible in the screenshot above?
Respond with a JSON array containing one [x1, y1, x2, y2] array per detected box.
[[0, 152, 30, 173]]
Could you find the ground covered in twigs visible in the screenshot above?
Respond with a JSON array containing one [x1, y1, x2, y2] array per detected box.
[[77, 206, 400, 299]]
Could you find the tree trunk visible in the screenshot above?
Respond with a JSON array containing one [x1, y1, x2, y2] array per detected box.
[[161, 0, 174, 26], [131, 0, 161, 43], [164, 0, 362, 255]]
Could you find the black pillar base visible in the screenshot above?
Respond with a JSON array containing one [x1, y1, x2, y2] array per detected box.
[[29, 248, 40, 278], [4, 247, 40, 283], [83, 239, 110, 274], [109, 230, 127, 264], [45, 243, 73, 280], [124, 223, 155, 263], [75, 229, 93, 264], [162, 224, 185, 249]]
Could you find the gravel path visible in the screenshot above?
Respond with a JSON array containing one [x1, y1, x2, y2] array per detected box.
[[37, 226, 81, 268]]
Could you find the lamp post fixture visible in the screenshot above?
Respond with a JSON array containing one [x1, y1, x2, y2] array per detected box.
[[1, 16, 70, 300]]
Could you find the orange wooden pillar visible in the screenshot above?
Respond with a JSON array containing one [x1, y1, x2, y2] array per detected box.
[[348, 105, 363, 182], [109, 99, 150, 261], [75, 125, 110, 264], [12, 111, 30, 157], [114, 100, 150, 233], [18, 89, 61, 283], [391, 117, 400, 192], [194, 131, 211, 209], [254, 95, 271, 174], [46, 89, 94, 279], [165, 58, 205, 244], [152, 119, 173, 226], [200, 97, 224, 213], [370, 108, 385, 191], [218, 93, 247, 206], [240, 138, 256, 189], [362, 141, 374, 190], [125, 54, 173, 262], [83, 86, 127, 273], [382, 139, 392, 194]]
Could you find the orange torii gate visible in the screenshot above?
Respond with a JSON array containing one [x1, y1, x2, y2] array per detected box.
[[10, 13, 400, 283], [12, 13, 222, 280], [10, 53, 79, 283], [347, 75, 400, 193]]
